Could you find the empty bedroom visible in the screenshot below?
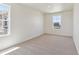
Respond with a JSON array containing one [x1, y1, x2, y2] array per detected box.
[[0, 3, 79, 55]]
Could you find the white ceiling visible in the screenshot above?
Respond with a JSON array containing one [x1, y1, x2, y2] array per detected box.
[[24, 3, 73, 13]]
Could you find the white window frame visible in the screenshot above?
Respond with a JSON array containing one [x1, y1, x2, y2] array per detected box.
[[52, 16, 61, 29], [0, 4, 11, 37]]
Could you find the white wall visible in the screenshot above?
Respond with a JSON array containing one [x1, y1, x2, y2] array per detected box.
[[0, 4, 44, 50], [44, 11, 73, 36], [73, 4, 79, 54]]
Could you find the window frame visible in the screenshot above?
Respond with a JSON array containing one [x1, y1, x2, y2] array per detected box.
[[52, 15, 61, 29], [0, 4, 11, 37]]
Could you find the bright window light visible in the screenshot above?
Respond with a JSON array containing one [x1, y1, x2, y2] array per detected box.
[[52, 16, 61, 29], [0, 4, 10, 37], [0, 47, 20, 55]]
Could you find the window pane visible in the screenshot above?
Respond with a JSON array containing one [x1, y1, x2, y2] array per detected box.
[[52, 16, 61, 29], [0, 4, 10, 36]]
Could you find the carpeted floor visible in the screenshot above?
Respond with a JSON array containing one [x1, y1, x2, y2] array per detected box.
[[5, 34, 78, 55]]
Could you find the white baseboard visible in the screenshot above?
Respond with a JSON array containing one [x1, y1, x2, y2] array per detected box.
[[44, 33, 72, 38]]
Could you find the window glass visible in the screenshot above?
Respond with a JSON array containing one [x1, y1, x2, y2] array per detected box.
[[52, 16, 61, 29], [0, 4, 10, 36]]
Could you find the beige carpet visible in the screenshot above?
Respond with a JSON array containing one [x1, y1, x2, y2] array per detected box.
[[6, 34, 77, 55]]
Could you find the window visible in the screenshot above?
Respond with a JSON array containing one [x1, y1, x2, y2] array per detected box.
[[0, 4, 10, 36], [52, 16, 61, 29]]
